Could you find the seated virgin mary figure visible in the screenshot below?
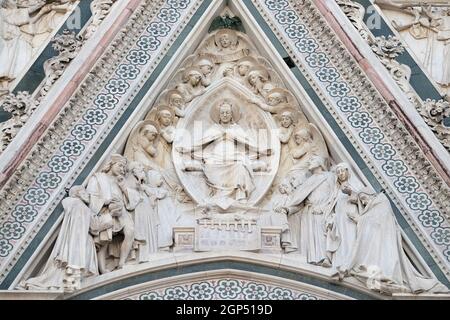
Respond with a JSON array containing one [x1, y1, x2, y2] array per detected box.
[[177, 99, 271, 210]]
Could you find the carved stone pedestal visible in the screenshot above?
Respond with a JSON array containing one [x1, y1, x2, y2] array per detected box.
[[173, 224, 282, 253]]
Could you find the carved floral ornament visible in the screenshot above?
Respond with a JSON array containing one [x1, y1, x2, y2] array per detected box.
[[0, 0, 118, 155], [18, 19, 449, 297], [335, 0, 450, 151]]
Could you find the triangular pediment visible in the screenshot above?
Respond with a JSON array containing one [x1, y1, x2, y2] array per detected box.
[[0, 0, 449, 300]]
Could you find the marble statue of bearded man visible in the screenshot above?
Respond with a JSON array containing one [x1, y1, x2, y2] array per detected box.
[[178, 99, 271, 210], [277, 156, 338, 267], [86, 154, 136, 273]]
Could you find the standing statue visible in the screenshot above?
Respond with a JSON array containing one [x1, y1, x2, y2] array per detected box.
[[0, 0, 44, 93], [146, 169, 180, 251], [124, 120, 159, 169], [344, 188, 450, 294], [127, 162, 159, 263], [86, 154, 136, 273], [22, 0, 76, 49], [265, 178, 296, 252], [177, 99, 272, 209], [326, 163, 358, 278], [277, 156, 337, 267], [22, 186, 111, 292]]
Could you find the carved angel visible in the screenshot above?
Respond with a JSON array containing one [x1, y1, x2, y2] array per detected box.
[[287, 123, 329, 187], [175, 66, 207, 102], [124, 120, 160, 170], [162, 89, 187, 118], [248, 88, 296, 114], [198, 29, 254, 64]]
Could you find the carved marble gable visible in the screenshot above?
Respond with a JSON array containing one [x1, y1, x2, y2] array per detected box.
[[0, 0, 449, 300]]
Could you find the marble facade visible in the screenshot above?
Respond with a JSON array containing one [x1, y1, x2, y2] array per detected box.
[[0, 0, 449, 300]]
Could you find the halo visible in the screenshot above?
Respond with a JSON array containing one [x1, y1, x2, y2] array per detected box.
[[276, 106, 300, 124], [181, 66, 203, 82], [247, 66, 269, 81], [266, 88, 294, 104], [237, 56, 258, 67], [210, 98, 241, 123], [164, 89, 185, 105], [214, 29, 238, 47], [194, 53, 216, 67]]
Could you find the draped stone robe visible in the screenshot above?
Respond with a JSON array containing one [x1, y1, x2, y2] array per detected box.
[[347, 193, 449, 294], [286, 171, 338, 265], [21, 197, 100, 290], [181, 122, 268, 209], [0, 7, 34, 82], [86, 172, 136, 261]]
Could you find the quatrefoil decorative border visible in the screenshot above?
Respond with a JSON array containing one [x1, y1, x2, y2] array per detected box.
[[254, 0, 449, 272], [0, 0, 449, 286]]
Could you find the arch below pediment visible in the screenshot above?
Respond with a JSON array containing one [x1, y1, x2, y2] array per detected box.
[[67, 252, 385, 300]]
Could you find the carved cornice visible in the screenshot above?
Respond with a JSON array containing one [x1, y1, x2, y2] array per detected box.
[[0, 0, 203, 285], [251, 0, 450, 277], [0, 0, 449, 289], [336, 0, 450, 153]]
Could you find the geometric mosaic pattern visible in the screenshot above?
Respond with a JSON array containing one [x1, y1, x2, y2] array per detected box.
[[122, 278, 320, 300], [1, 0, 449, 288], [0, 0, 197, 280], [258, 0, 450, 264]]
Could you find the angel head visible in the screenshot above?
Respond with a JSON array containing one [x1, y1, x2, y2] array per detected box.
[[237, 57, 257, 76], [195, 56, 215, 76], [215, 29, 238, 49], [140, 123, 158, 142], [293, 127, 312, 145], [101, 154, 127, 177], [266, 88, 289, 106], [157, 107, 175, 127], [147, 169, 164, 188], [182, 67, 203, 87], [280, 110, 296, 128], [247, 67, 269, 87], [166, 90, 185, 109], [261, 83, 276, 97], [69, 185, 90, 204], [223, 65, 234, 77], [335, 162, 350, 183]]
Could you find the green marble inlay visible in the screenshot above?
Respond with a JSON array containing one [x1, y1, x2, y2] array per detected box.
[[0, 1, 92, 123], [68, 261, 376, 300], [2, 0, 449, 293], [355, 0, 443, 101], [0, 0, 213, 290], [242, 0, 449, 287]]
